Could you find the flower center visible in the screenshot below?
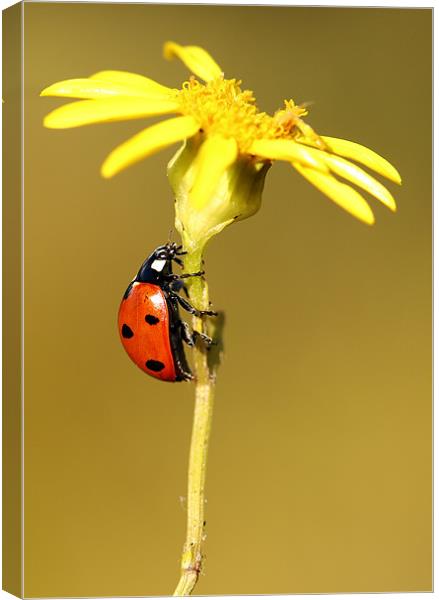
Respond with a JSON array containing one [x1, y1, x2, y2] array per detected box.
[[177, 77, 307, 153]]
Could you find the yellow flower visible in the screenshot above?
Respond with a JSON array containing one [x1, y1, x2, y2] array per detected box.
[[41, 41, 401, 239]]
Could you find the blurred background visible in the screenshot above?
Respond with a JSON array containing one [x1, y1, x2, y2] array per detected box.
[[23, 4, 431, 596]]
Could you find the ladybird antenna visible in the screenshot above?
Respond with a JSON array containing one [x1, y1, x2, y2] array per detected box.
[[168, 228, 174, 244]]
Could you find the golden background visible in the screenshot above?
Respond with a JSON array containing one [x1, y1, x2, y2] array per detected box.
[[23, 4, 431, 596]]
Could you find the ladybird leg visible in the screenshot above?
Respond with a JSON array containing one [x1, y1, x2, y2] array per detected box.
[[175, 363, 194, 381], [170, 279, 184, 293], [179, 320, 195, 347], [193, 330, 216, 346], [171, 292, 218, 317], [179, 322, 215, 347], [179, 270, 205, 279], [169, 279, 190, 297], [172, 256, 184, 267], [164, 271, 204, 282]]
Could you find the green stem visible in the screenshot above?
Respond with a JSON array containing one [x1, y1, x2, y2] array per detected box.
[[173, 249, 216, 596]]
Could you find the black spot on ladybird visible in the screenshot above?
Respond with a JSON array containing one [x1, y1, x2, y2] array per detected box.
[[145, 314, 160, 325], [121, 324, 134, 338], [146, 359, 165, 372]]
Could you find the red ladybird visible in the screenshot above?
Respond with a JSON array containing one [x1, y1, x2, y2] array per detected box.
[[118, 242, 216, 382]]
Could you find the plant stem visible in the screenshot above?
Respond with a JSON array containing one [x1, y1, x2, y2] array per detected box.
[[173, 249, 216, 596]]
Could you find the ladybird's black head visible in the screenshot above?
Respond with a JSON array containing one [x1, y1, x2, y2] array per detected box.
[[136, 242, 185, 284]]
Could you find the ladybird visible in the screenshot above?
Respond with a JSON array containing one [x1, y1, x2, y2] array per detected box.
[[118, 242, 216, 382]]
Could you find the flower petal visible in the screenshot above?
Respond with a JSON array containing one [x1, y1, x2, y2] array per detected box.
[[191, 136, 238, 209], [249, 139, 329, 172], [163, 41, 222, 82], [41, 77, 173, 100], [292, 162, 375, 225], [101, 115, 200, 178], [323, 154, 396, 211], [90, 70, 174, 96], [322, 136, 402, 184], [43, 97, 180, 129]]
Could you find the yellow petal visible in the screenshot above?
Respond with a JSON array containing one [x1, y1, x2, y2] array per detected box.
[[101, 115, 200, 178], [41, 77, 173, 100], [249, 139, 329, 173], [323, 154, 396, 212], [322, 136, 402, 184], [191, 136, 238, 209], [163, 41, 222, 82], [43, 97, 180, 129], [293, 162, 375, 225], [90, 70, 174, 96]]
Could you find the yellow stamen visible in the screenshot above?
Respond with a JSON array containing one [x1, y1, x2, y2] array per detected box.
[[176, 77, 310, 154]]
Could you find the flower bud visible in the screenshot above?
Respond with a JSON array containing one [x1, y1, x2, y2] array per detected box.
[[167, 133, 271, 254]]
